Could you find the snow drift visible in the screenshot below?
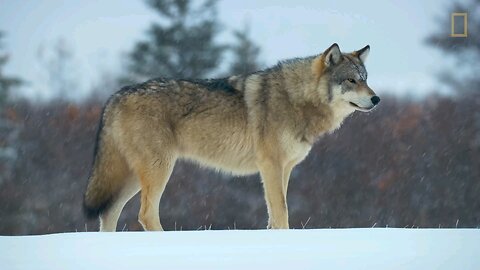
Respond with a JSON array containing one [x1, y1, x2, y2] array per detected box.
[[1, 228, 479, 269]]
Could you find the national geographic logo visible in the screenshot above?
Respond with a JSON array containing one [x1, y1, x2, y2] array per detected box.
[[451, 13, 468, 37]]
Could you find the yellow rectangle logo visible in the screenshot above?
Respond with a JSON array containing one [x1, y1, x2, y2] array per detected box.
[[451, 13, 468, 37]]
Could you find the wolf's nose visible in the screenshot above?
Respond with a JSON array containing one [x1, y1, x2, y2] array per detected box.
[[371, 96, 380, 105]]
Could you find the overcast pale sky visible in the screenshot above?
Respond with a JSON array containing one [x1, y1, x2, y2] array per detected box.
[[0, 0, 458, 101]]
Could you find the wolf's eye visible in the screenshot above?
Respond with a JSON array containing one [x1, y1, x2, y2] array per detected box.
[[347, 78, 356, 84]]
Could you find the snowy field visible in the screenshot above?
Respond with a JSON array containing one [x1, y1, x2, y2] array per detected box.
[[1, 228, 479, 270]]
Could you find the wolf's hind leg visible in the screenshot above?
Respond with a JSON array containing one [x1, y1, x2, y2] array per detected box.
[[99, 175, 140, 232], [136, 156, 176, 231]]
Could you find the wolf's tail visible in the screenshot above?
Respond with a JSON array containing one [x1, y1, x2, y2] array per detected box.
[[83, 112, 128, 219], [83, 171, 114, 219]]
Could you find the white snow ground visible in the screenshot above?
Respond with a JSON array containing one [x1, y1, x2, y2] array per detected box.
[[1, 228, 479, 270]]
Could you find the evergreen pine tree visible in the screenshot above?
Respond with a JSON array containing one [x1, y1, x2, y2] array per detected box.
[[125, 0, 225, 82], [425, 0, 479, 92], [0, 31, 22, 104], [228, 25, 262, 75]]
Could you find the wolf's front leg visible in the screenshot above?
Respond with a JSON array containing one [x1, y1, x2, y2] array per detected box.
[[258, 160, 289, 229]]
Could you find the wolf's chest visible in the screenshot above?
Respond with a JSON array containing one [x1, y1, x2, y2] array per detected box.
[[281, 131, 313, 163]]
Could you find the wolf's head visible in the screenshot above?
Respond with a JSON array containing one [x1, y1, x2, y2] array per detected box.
[[313, 43, 380, 112]]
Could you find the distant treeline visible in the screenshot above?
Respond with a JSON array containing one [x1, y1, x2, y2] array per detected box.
[[0, 91, 478, 235]]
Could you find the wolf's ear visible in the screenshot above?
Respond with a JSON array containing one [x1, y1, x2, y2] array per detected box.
[[323, 43, 342, 67], [354, 45, 370, 63]]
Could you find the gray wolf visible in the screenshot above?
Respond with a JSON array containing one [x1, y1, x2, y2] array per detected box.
[[83, 43, 380, 231]]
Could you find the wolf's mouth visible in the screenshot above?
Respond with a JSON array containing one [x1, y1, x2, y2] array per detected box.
[[349, 102, 374, 112], [349, 102, 360, 108]]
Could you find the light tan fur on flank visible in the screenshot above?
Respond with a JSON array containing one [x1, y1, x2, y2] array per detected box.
[[83, 43, 379, 231]]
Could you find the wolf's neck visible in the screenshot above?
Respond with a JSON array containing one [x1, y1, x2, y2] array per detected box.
[[329, 101, 354, 131], [295, 99, 354, 144]]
